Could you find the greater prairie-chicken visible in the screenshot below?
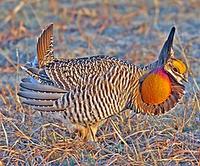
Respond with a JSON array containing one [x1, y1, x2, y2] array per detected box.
[[18, 24, 187, 141]]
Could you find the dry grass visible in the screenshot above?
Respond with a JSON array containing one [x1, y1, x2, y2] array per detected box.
[[0, 0, 200, 165]]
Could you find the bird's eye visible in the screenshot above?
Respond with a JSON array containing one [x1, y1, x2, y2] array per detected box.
[[171, 59, 187, 74], [172, 67, 179, 73]]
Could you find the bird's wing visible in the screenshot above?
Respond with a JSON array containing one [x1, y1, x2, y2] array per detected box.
[[19, 56, 125, 111], [18, 65, 130, 124], [44, 56, 124, 90], [21, 55, 117, 90], [22, 79, 119, 124]]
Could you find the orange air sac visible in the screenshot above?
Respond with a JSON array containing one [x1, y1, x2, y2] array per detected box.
[[141, 68, 171, 104]]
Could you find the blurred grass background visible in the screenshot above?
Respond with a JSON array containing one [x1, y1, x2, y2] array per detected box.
[[0, 0, 199, 165]]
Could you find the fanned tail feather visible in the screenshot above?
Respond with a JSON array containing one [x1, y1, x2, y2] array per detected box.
[[37, 23, 54, 68], [18, 23, 65, 112]]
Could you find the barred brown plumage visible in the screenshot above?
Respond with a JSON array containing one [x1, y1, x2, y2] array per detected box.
[[18, 24, 188, 141]]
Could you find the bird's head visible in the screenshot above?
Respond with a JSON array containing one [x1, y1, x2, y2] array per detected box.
[[164, 57, 187, 85], [133, 27, 188, 115]]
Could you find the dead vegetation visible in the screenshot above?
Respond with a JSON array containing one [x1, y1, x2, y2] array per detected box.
[[0, 0, 199, 165]]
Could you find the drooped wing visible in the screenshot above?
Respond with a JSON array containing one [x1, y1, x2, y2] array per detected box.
[[19, 56, 122, 113], [44, 56, 123, 90], [19, 65, 131, 125]]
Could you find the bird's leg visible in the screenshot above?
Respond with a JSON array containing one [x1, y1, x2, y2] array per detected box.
[[75, 124, 89, 140], [87, 124, 98, 142], [76, 124, 98, 141], [75, 120, 105, 141], [86, 120, 106, 141]]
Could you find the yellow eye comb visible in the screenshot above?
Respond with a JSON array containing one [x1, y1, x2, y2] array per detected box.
[[172, 59, 187, 74]]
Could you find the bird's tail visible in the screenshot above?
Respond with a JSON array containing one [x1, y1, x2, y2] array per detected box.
[[18, 70, 67, 112], [37, 23, 55, 68]]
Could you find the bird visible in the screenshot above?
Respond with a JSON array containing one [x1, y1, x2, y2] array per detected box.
[[18, 24, 187, 141]]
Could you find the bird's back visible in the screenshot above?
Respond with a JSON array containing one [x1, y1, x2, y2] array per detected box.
[[44, 55, 139, 90]]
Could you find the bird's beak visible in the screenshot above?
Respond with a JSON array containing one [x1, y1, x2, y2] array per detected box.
[[159, 27, 176, 64], [183, 77, 188, 83], [181, 75, 188, 83]]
